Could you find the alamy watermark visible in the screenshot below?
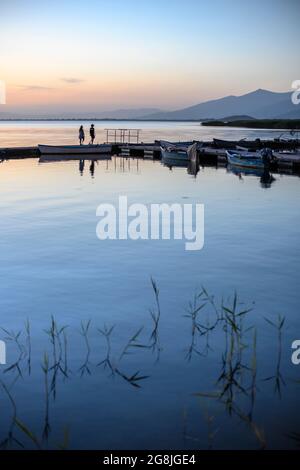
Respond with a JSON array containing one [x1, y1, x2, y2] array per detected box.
[[291, 340, 300, 365], [291, 80, 300, 105], [96, 196, 204, 251], [0, 340, 6, 364], [0, 80, 6, 104]]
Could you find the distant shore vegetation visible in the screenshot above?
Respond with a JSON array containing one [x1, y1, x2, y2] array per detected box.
[[201, 119, 300, 130]]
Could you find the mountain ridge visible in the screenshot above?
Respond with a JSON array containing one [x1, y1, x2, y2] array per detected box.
[[1, 89, 299, 120], [141, 89, 298, 120]]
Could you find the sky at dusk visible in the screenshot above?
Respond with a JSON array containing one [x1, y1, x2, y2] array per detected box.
[[0, 0, 299, 112]]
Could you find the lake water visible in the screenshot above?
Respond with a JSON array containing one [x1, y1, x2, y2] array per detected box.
[[0, 119, 292, 147], [0, 121, 299, 450]]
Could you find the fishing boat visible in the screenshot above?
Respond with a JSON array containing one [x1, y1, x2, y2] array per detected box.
[[272, 150, 300, 161], [161, 142, 197, 162], [158, 140, 194, 149], [214, 138, 298, 151], [213, 138, 239, 149], [226, 150, 265, 169], [198, 146, 227, 157], [38, 144, 112, 155]]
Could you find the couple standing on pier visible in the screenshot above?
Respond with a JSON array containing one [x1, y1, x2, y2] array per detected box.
[[79, 124, 95, 145]]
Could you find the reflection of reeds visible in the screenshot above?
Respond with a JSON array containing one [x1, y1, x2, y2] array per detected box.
[[1, 327, 26, 378], [248, 328, 257, 422], [44, 316, 69, 399], [264, 315, 286, 397], [192, 291, 268, 449], [148, 277, 162, 359], [184, 291, 207, 360], [0, 381, 24, 449], [63, 329, 69, 377], [14, 419, 41, 449], [79, 320, 92, 376], [114, 368, 150, 388], [45, 316, 57, 365], [0, 284, 295, 449], [25, 319, 32, 375], [41, 353, 51, 441], [119, 326, 145, 361], [98, 324, 115, 372], [98, 323, 150, 388]]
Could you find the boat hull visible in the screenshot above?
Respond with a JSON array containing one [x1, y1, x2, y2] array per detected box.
[[161, 142, 197, 162], [214, 138, 298, 151], [226, 151, 265, 169], [38, 144, 112, 155]]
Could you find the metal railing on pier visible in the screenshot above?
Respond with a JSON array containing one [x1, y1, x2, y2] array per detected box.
[[105, 128, 141, 144]]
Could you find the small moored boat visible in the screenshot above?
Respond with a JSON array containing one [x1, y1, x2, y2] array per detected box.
[[38, 144, 112, 155], [226, 150, 265, 169], [161, 142, 197, 162]]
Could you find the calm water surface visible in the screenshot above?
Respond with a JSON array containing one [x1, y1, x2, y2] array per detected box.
[[0, 119, 291, 146], [0, 122, 299, 450]]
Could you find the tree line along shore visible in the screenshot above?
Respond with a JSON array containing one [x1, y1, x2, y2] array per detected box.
[[201, 119, 300, 130]]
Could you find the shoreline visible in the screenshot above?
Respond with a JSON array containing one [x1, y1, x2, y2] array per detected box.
[[0, 118, 299, 131], [202, 119, 300, 130]]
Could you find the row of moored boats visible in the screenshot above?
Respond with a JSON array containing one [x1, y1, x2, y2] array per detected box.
[[38, 137, 300, 170]]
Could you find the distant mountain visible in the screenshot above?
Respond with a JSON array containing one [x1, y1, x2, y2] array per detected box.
[[142, 89, 298, 120], [208, 114, 255, 122], [0, 106, 162, 120], [1, 89, 299, 121], [95, 108, 162, 119]]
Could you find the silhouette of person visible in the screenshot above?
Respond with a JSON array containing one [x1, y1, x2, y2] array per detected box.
[[79, 159, 85, 175], [79, 125, 85, 145], [89, 160, 95, 177], [89, 124, 95, 144]]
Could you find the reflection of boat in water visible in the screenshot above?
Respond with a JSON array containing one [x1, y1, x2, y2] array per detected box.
[[228, 164, 276, 188], [227, 164, 265, 177], [38, 144, 112, 155], [161, 143, 199, 175], [162, 157, 188, 168], [162, 156, 200, 177], [39, 154, 112, 162], [226, 150, 265, 169]]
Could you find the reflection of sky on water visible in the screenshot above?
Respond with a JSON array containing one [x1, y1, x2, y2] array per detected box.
[[0, 155, 299, 449]]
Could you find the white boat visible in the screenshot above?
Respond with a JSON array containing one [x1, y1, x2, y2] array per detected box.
[[161, 142, 197, 162], [38, 144, 112, 155], [159, 140, 194, 151]]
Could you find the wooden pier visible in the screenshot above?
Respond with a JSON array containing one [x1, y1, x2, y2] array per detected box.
[[1, 143, 300, 173]]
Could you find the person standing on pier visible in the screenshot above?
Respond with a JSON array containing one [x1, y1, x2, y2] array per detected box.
[[79, 125, 85, 145], [89, 124, 95, 144]]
